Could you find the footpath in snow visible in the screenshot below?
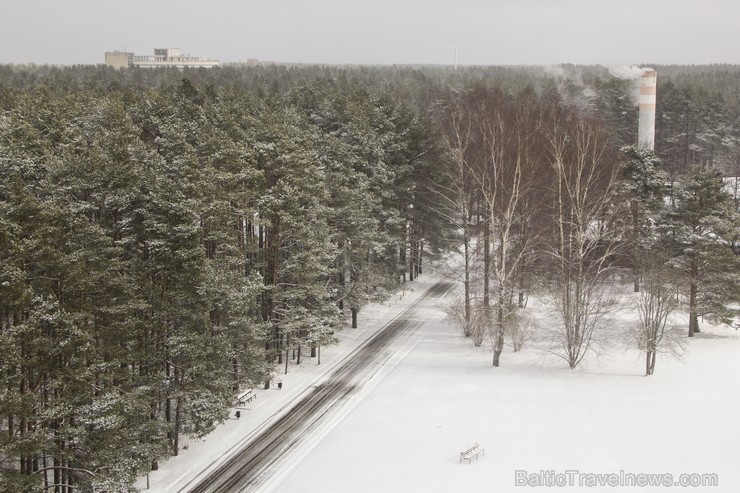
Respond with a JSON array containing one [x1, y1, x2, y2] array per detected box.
[[134, 276, 434, 492]]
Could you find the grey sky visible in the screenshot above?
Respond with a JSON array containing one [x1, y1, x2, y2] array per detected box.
[[1, 0, 738, 66]]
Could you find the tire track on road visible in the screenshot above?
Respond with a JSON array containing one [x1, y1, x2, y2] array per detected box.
[[185, 281, 452, 493]]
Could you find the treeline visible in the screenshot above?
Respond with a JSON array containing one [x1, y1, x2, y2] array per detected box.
[[3, 63, 740, 184], [565, 64, 740, 180], [0, 72, 449, 491]]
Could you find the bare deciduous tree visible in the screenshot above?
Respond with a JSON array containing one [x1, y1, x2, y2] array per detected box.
[[632, 254, 682, 376], [543, 108, 625, 369], [509, 311, 533, 352], [441, 293, 489, 347], [431, 94, 483, 338], [434, 89, 550, 365], [476, 92, 546, 367]]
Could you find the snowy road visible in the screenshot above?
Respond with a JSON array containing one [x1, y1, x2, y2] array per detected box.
[[182, 281, 453, 493]]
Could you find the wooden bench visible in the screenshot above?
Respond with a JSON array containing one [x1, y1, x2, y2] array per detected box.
[[236, 388, 256, 406], [460, 443, 485, 464]]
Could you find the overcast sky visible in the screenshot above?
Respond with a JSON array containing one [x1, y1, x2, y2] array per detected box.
[[1, 0, 738, 66]]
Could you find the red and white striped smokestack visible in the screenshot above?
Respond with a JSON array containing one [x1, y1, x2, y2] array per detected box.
[[638, 69, 657, 150]]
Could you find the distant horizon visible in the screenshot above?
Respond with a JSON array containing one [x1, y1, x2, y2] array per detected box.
[[1, 1, 738, 67], [4, 58, 740, 69]]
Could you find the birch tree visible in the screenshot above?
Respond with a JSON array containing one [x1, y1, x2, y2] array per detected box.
[[477, 91, 546, 367], [544, 108, 624, 369], [432, 93, 481, 338], [633, 249, 681, 376]]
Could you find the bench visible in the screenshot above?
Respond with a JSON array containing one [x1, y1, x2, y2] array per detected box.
[[236, 388, 256, 406], [460, 443, 485, 464]]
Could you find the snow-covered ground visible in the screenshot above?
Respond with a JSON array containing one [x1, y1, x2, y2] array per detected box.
[[137, 274, 740, 493], [134, 279, 429, 492], [266, 289, 740, 493]]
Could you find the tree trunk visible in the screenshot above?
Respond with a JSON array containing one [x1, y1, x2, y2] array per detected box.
[[418, 241, 423, 275], [483, 214, 490, 309], [173, 395, 182, 456], [645, 350, 653, 376], [463, 227, 471, 336], [492, 330, 504, 367], [400, 245, 406, 283], [688, 279, 699, 337], [54, 422, 62, 492], [492, 306, 504, 367], [409, 239, 415, 282], [43, 453, 49, 490], [62, 457, 69, 493], [690, 311, 700, 335], [338, 270, 345, 311], [631, 200, 641, 293]]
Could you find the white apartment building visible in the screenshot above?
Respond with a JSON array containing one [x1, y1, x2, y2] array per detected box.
[[105, 48, 219, 69]]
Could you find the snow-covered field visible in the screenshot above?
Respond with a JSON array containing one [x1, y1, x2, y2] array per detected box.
[[137, 276, 740, 493]]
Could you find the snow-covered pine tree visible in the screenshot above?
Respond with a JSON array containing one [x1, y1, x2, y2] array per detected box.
[[256, 102, 341, 372], [662, 165, 739, 336], [618, 145, 666, 292]]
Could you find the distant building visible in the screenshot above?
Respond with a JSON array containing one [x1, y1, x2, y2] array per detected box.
[[105, 48, 219, 69], [246, 58, 277, 66]]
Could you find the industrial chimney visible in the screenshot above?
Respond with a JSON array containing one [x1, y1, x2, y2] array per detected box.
[[638, 69, 657, 150]]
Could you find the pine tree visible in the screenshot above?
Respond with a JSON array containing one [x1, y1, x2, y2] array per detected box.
[[662, 165, 739, 336], [619, 146, 666, 291], [255, 102, 340, 372]]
